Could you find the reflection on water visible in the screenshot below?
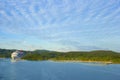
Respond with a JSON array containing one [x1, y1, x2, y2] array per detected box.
[[11, 59, 21, 63], [0, 58, 120, 80]]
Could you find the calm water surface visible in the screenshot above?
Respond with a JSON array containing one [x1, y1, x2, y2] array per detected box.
[[0, 58, 120, 80]]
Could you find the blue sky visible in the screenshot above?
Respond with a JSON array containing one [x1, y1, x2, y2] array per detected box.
[[0, 0, 120, 52]]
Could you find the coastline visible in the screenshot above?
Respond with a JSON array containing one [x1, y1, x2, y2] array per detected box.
[[49, 60, 113, 64], [22, 58, 115, 64], [1, 58, 119, 64]]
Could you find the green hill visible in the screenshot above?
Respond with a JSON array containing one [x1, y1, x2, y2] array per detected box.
[[0, 49, 120, 63]]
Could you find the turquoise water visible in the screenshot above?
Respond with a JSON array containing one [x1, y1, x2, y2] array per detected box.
[[0, 58, 120, 80]]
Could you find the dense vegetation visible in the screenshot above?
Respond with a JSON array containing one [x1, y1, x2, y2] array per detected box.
[[22, 50, 120, 63], [0, 49, 120, 63], [0, 49, 15, 58]]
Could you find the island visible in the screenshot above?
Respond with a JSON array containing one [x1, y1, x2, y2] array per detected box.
[[0, 49, 120, 64]]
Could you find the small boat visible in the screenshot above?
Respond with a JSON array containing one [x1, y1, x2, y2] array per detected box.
[[11, 51, 24, 60]]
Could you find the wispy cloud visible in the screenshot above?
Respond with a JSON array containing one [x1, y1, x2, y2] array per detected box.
[[0, 0, 120, 51]]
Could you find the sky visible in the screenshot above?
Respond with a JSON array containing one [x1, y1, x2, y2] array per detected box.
[[0, 0, 120, 52]]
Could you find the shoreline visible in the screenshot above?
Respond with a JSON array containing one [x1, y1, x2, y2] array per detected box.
[[23, 58, 114, 64], [49, 60, 113, 64], [1, 58, 119, 64]]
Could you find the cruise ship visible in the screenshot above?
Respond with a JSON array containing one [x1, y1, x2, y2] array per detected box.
[[11, 51, 24, 60]]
